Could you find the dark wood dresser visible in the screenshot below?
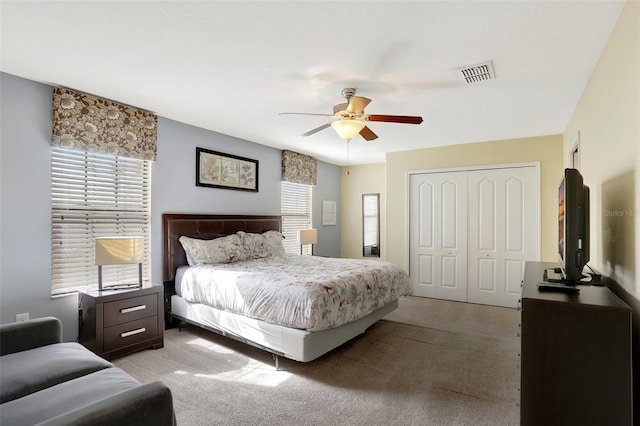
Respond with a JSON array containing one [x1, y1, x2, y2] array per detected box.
[[520, 261, 632, 425], [78, 283, 164, 360]]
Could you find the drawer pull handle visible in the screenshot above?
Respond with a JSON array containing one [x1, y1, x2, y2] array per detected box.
[[121, 305, 146, 314], [121, 327, 146, 338]]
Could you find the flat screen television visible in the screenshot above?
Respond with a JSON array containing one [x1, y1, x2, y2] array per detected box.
[[556, 168, 590, 283]]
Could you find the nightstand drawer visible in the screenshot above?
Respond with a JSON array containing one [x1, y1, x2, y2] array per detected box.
[[104, 316, 158, 352], [103, 294, 158, 327], [78, 284, 164, 359]]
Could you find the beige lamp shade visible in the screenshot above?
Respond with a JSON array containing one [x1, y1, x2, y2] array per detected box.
[[95, 237, 144, 265], [331, 120, 365, 140], [298, 229, 318, 245]]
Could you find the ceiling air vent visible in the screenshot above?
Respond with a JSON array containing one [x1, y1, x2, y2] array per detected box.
[[456, 61, 495, 84]]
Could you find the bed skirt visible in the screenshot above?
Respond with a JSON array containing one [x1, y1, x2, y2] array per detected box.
[[170, 295, 398, 362]]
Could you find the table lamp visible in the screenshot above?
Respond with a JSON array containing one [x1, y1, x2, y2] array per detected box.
[[298, 229, 317, 255], [95, 237, 144, 291]]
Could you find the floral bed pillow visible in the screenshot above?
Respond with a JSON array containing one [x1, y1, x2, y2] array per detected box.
[[237, 230, 285, 259], [179, 234, 246, 266]]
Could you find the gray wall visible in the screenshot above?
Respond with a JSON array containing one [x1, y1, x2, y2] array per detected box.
[[0, 72, 341, 340], [150, 117, 283, 284], [313, 161, 341, 257]]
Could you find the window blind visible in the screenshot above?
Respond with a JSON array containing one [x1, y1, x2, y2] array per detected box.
[[281, 181, 312, 255], [51, 147, 151, 296]]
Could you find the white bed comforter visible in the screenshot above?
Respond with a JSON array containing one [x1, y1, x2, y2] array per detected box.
[[179, 254, 411, 331]]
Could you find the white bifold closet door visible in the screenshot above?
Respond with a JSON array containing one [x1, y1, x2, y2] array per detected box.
[[410, 171, 468, 301], [409, 165, 539, 308], [466, 166, 539, 308]]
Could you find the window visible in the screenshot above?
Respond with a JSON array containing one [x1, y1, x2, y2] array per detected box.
[[362, 193, 380, 257], [281, 181, 312, 255], [51, 147, 151, 296]]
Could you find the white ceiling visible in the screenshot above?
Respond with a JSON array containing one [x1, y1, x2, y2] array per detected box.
[[0, 1, 625, 165]]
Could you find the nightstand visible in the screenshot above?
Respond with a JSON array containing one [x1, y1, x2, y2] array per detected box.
[[78, 283, 164, 360]]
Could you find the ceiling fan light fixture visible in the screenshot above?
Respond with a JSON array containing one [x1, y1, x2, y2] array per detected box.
[[331, 120, 365, 140]]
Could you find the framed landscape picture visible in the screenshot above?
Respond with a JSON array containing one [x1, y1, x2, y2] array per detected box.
[[196, 147, 258, 192]]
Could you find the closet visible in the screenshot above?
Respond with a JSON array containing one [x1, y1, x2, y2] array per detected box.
[[409, 164, 540, 308]]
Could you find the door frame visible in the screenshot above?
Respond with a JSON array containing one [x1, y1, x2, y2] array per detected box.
[[405, 162, 541, 275]]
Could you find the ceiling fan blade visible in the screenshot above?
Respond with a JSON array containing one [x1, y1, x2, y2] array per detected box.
[[346, 96, 372, 114], [301, 122, 332, 137], [365, 114, 423, 125], [359, 126, 378, 141], [279, 112, 334, 117]]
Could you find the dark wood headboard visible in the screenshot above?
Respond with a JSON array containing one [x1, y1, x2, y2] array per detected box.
[[162, 214, 282, 284]]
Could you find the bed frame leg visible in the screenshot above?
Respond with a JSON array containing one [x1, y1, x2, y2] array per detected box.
[[178, 320, 183, 332], [273, 353, 280, 371]]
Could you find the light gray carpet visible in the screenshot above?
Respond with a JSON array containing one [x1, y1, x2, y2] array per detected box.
[[114, 296, 520, 425]]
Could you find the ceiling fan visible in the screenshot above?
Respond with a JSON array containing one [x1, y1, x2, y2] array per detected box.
[[280, 88, 423, 141]]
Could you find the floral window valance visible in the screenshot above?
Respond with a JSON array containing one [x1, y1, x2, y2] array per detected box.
[[51, 87, 157, 161], [281, 150, 317, 186]]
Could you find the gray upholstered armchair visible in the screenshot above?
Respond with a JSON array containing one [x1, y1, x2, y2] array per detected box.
[[0, 316, 176, 425]]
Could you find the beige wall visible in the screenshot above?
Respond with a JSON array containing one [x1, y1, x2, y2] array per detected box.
[[340, 2, 638, 300], [563, 0, 639, 297], [340, 163, 386, 259], [380, 135, 564, 271], [340, 136, 563, 267]]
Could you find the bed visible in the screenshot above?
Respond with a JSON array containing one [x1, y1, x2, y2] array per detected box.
[[162, 213, 411, 366]]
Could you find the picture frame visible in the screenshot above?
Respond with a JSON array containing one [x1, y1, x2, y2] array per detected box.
[[322, 200, 337, 226], [196, 147, 258, 192]]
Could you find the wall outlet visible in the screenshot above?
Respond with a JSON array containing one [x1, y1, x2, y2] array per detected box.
[[16, 312, 29, 322]]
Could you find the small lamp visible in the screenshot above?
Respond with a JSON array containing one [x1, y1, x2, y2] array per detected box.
[[331, 119, 365, 140], [298, 229, 317, 255], [95, 237, 144, 291]]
